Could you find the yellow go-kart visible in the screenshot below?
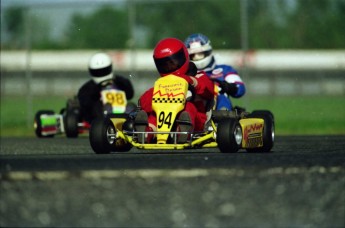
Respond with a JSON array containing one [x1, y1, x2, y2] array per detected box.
[[89, 75, 274, 154]]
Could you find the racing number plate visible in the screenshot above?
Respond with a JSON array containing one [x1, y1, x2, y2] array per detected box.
[[101, 89, 127, 114], [152, 75, 188, 143]]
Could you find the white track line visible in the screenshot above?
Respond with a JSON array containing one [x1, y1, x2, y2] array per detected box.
[[1, 166, 343, 181]]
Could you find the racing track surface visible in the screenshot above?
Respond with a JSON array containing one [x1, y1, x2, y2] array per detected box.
[[0, 135, 344, 227]]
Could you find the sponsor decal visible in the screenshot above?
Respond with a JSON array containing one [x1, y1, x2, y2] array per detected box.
[[243, 123, 263, 140], [212, 68, 223, 75], [243, 123, 263, 148], [153, 82, 185, 97], [210, 68, 224, 79], [246, 137, 263, 148]]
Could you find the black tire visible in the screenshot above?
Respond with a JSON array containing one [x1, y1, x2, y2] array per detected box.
[[107, 114, 132, 152], [217, 118, 243, 153], [34, 110, 55, 138], [64, 110, 79, 138], [246, 110, 275, 153], [251, 110, 274, 121], [89, 118, 113, 154], [59, 108, 66, 115], [89, 117, 132, 154]]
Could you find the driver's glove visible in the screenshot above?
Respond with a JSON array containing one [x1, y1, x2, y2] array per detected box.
[[218, 81, 238, 96]]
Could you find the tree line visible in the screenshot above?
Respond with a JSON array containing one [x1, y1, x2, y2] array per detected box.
[[3, 0, 345, 50]]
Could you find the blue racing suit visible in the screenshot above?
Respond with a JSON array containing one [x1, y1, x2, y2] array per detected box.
[[203, 63, 246, 110]]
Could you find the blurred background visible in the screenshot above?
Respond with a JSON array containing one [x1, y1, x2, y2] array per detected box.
[[1, 0, 345, 136]]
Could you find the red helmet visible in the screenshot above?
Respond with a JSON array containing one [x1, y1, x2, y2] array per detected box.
[[153, 38, 190, 76]]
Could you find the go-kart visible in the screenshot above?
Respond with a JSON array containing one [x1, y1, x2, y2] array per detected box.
[[34, 85, 135, 138], [89, 75, 275, 153]]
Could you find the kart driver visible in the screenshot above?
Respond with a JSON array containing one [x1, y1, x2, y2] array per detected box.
[[184, 33, 246, 110], [78, 52, 134, 123], [135, 37, 215, 143]]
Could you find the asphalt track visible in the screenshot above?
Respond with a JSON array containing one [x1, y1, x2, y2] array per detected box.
[[0, 135, 344, 227]]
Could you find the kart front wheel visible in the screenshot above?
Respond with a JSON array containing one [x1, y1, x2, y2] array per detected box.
[[34, 110, 55, 138], [246, 110, 274, 153], [89, 117, 132, 154], [217, 118, 242, 153], [89, 118, 114, 154]]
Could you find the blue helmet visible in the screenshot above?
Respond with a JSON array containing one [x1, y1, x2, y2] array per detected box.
[[184, 33, 213, 70]]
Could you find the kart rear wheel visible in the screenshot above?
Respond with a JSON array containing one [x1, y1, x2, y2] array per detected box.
[[251, 110, 274, 121], [217, 118, 242, 153], [64, 110, 79, 138], [34, 110, 55, 138], [246, 110, 274, 153]]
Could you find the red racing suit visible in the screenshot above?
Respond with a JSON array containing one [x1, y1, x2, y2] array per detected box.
[[138, 71, 215, 131]]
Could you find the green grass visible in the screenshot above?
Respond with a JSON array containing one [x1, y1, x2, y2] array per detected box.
[[1, 95, 344, 137], [233, 95, 345, 135], [1, 96, 67, 137]]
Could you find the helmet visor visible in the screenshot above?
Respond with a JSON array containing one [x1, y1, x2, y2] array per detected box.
[[154, 48, 186, 74], [189, 50, 212, 61], [89, 65, 112, 77]]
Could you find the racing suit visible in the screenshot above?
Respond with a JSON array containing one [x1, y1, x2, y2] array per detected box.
[[138, 69, 215, 132], [78, 75, 134, 123], [204, 58, 246, 110]]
